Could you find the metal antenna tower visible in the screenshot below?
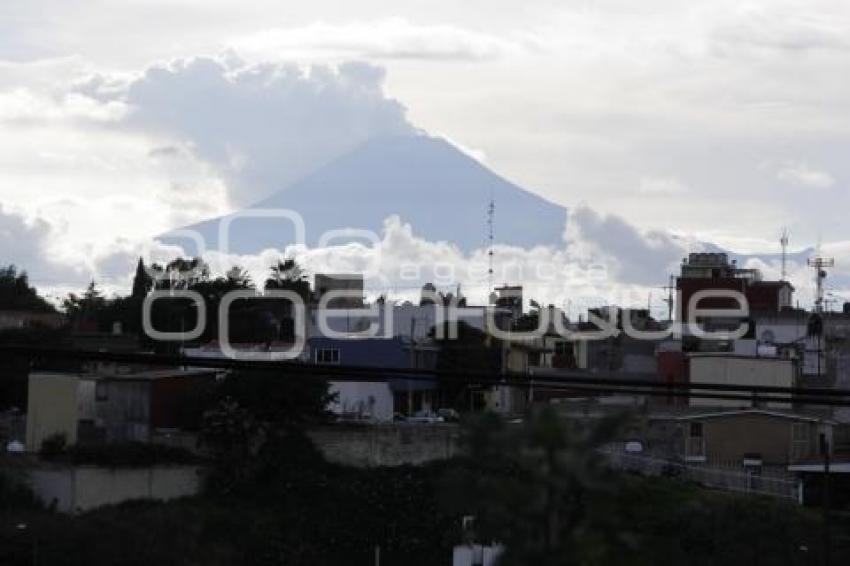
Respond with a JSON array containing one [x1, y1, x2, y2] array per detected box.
[[808, 246, 834, 313], [487, 196, 495, 292]]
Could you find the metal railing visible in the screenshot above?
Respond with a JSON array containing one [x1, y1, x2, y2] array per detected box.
[[600, 446, 800, 502]]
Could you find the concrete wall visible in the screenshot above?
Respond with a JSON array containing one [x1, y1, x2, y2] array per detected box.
[[689, 356, 794, 409], [308, 424, 459, 467], [26, 373, 80, 451], [27, 465, 201, 513]]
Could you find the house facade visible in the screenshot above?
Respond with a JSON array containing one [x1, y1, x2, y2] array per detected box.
[[308, 336, 439, 421], [25, 368, 218, 450], [673, 410, 833, 469]]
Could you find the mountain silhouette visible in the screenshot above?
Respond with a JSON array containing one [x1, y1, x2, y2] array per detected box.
[[159, 134, 567, 254]]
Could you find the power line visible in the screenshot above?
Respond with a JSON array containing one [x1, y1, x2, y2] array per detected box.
[[4, 346, 850, 406]]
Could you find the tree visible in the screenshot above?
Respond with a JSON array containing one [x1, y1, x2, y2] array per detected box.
[[200, 368, 334, 493], [225, 265, 253, 289], [209, 369, 334, 427], [264, 258, 310, 300], [0, 265, 55, 312], [263, 259, 310, 342], [62, 280, 106, 324], [122, 257, 154, 334], [153, 257, 209, 290], [130, 257, 153, 300], [442, 407, 629, 566]]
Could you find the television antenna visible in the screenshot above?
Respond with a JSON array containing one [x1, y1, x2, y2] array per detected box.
[[660, 274, 676, 321]]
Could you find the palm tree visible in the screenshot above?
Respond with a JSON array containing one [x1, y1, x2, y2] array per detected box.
[[265, 258, 310, 300]]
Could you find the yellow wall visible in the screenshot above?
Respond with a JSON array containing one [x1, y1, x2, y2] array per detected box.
[[26, 373, 80, 451]]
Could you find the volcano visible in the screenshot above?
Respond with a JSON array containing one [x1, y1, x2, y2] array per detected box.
[[159, 134, 567, 254]]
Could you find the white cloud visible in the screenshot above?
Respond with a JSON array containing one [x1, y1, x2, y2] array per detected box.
[[229, 18, 529, 62], [28, 204, 845, 317], [777, 161, 836, 189], [564, 206, 688, 286], [637, 177, 689, 196], [0, 88, 126, 123], [82, 56, 415, 207], [0, 205, 52, 272], [711, 6, 850, 53], [141, 208, 693, 316], [2, 0, 850, 304], [0, 205, 94, 297]]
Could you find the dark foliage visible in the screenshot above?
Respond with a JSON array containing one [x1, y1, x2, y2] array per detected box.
[[199, 369, 334, 493], [432, 321, 502, 410], [0, 265, 55, 312], [0, 325, 72, 410]]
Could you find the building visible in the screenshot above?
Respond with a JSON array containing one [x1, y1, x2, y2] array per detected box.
[[309, 336, 439, 421], [574, 335, 658, 375], [493, 285, 523, 321], [313, 273, 365, 308], [25, 368, 218, 451], [26, 373, 81, 451], [673, 409, 833, 469], [677, 253, 794, 318], [688, 354, 797, 409]]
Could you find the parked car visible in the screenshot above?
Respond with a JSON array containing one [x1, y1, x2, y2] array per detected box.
[[437, 408, 460, 422], [406, 410, 445, 424]]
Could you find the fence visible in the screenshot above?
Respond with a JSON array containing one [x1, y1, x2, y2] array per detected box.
[[599, 446, 801, 502]]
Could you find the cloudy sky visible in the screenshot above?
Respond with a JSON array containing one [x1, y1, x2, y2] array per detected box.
[[1, 0, 848, 310]]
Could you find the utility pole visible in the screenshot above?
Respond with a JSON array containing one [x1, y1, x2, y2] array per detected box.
[[661, 275, 676, 322], [820, 432, 831, 566], [408, 317, 415, 416]]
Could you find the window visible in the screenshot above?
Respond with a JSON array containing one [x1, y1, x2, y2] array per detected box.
[[315, 348, 340, 365], [791, 423, 809, 460], [527, 351, 541, 367], [689, 422, 703, 438]]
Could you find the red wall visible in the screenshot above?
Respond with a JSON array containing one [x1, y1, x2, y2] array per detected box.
[[678, 279, 784, 317], [657, 350, 688, 406]]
